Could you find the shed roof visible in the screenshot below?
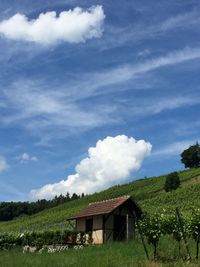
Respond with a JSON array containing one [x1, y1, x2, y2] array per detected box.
[[70, 195, 141, 219]]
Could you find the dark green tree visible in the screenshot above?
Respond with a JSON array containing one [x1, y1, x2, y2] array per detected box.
[[181, 143, 200, 168], [164, 172, 180, 192]]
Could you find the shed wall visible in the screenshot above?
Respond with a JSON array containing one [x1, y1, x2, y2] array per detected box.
[[92, 215, 103, 244], [76, 218, 85, 232], [76, 215, 103, 244], [104, 205, 135, 242]]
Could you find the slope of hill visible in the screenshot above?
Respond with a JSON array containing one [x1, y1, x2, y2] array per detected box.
[[0, 168, 200, 233]]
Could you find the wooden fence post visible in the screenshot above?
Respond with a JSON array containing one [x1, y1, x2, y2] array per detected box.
[[175, 207, 191, 260], [133, 211, 149, 260], [126, 214, 129, 242]]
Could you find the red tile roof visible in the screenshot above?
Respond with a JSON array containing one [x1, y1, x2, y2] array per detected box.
[[70, 195, 131, 219]]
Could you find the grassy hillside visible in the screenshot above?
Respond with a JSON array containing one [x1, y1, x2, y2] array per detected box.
[[0, 168, 200, 233]]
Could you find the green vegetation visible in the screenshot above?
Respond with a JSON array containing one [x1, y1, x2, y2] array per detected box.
[[0, 239, 199, 267], [0, 230, 80, 250], [1, 208, 200, 265], [140, 208, 200, 260], [0, 168, 200, 233], [164, 172, 180, 192], [1, 209, 199, 259], [0, 192, 82, 221], [181, 143, 200, 168]]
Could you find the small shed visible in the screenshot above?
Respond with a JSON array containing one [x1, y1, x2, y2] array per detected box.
[[70, 195, 142, 244]]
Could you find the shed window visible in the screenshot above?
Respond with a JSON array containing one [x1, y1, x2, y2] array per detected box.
[[86, 218, 93, 232]]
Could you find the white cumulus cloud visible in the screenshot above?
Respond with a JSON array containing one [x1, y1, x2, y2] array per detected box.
[[0, 157, 9, 172], [30, 135, 152, 200], [0, 5, 105, 45], [18, 152, 38, 163]]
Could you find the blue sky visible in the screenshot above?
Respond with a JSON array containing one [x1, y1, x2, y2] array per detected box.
[[0, 0, 200, 201]]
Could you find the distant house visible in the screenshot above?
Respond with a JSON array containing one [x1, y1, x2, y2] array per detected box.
[[70, 195, 142, 244]]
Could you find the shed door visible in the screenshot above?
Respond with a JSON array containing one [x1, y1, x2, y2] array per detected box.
[[86, 218, 93, 232], [113, 215, 126, 241]]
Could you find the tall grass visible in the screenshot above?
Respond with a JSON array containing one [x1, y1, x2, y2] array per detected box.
[[0, 238, 199, 267]]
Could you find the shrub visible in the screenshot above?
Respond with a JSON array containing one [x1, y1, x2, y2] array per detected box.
[[164, 172, 180, 192], [0, 229, 84, 250]]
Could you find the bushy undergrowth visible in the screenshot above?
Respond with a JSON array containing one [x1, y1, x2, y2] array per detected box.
[[0, 230, 84, 250], [140, 208, 200, 260]]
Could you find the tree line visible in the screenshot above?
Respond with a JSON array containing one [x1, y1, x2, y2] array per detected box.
[[0, 193, 85, 222]]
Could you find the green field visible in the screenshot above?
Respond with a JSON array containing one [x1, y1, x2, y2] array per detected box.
[[0, 168, 200, 233], [0, 239, 199, 267]]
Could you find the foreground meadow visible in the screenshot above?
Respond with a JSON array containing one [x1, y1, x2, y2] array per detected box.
[[0, 239, 199, 267]]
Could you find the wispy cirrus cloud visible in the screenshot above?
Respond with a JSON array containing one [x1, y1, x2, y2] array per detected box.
[[0, 157, 9, 172], [153, 140, 198, 156], [0, 46, 200, 143], [0, 48, 200, 142], [101, 9, 200, 50], [0, 80, 116, 137], [174, 120, 200, 136], [128, 96, 200, 117], [0, 5, 105, 45], [160, 10, 200, 31], [68, 46, 200, 100]]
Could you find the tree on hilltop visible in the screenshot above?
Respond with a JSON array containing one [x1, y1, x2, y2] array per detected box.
[[180, 142, 200, 169]]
